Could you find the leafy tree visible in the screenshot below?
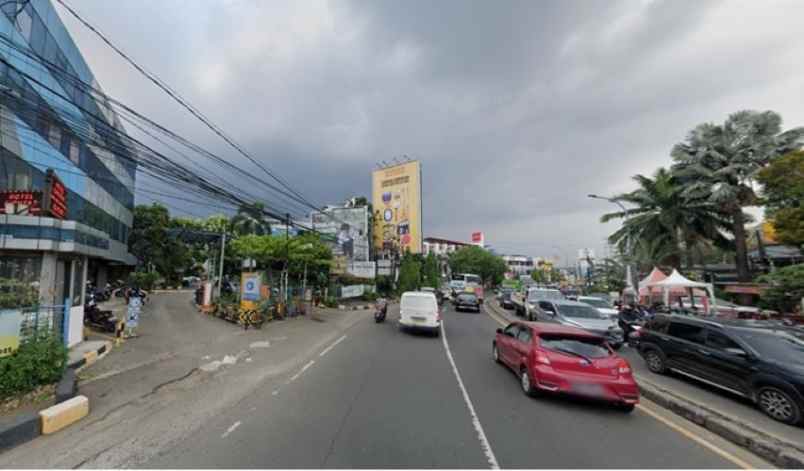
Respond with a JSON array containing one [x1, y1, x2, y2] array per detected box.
[[231, 202, 272, 236], [422, 253, 441, 288], [757, 151, 804, 247], [129, 203, 193, 284], [601, 167, 732, 270], [448, 246, 507, 286], [671, 111, 804, 283], [758, 263, 804, 313], [531, 269, 547, 284], [397, 253, 422, 293]]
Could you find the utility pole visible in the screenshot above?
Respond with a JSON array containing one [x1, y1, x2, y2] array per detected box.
[[217, 230, 226, 298], [284, 213, 290, 306]]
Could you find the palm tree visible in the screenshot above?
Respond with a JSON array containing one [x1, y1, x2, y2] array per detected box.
[[601, 167, 731, 271], [231, 202, 272, 236], [671, 110, 804, 283]]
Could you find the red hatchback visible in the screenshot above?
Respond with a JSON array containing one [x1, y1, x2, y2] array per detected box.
[[493, 321, 639, 411]]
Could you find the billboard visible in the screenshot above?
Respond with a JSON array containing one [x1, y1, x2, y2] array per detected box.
[[312, 206, 370, 262], [372, 161, 422, 255]]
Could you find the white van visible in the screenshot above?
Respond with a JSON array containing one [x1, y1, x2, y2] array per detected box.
[[398, 291, 441, 336]]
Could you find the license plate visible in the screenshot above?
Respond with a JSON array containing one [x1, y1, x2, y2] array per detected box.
[[411, 316, 426, 322], [572, 383, 605, 397]]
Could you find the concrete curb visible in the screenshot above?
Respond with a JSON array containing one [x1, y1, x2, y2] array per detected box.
[[66, 341, 109, 371], [636, 376, 804, 468], [484, 300, 804, 468], [0, 411, 40, 453], [39, 395, 89, 435]]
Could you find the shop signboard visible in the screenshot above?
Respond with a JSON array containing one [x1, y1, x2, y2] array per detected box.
[[0, 190, 42, 215], [372, 161, 423, 255]]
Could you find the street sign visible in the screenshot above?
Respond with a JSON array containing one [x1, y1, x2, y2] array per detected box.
[[241, 272, 261, 301]]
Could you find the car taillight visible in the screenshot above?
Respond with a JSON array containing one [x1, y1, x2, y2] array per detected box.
[[618, 360, 631, 375], [436, 311, 441, 321]]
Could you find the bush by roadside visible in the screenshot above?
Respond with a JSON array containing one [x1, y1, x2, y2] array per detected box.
[[0, 333, 67, 399]]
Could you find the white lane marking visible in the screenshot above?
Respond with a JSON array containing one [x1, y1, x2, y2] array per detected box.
[[289, 360, 316, 382], [319, 335, 347, 357], [440, 320, 500, 469], [221, 421, 241, 439]]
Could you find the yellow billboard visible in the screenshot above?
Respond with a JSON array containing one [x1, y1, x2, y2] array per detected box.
[[372, 161, 422, 255]]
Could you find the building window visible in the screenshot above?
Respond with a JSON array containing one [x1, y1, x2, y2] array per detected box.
[[0, 255, 42, 308]]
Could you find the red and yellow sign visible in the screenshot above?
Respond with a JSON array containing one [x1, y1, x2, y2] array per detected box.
[[372, 161, 422, 254]]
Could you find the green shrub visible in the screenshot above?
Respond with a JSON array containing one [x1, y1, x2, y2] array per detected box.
[[361, 291, 378, 302], [128, 272, 159, 291], [323, 297, 339, 308], [0, 333, 68, 399], [758, 263, 804, 313]]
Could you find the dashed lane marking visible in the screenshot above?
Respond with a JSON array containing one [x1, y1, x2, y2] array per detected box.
[[440, 320, 500, 469], [289, 360, 315, 383], [320, 335, 347, 357], [221, 421, 241, 439]]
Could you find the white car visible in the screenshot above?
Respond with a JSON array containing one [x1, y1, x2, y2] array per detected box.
[[398, 291, 441, 336], [578, 296, 619, 320]]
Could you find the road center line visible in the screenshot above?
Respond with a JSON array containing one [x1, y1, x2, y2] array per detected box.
[[440, 320, 500, 469], [289, 359, 316, 382], [221, 421, 241, 439], [320, 335, 347, 357]]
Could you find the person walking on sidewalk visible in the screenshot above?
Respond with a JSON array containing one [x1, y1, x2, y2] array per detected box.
[[125, 285, 145, 338]]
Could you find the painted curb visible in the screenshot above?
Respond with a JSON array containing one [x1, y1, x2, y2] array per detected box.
[[39, 395, 89, 435], [0, 411, 40, 453], [55, 369, 77, 404]]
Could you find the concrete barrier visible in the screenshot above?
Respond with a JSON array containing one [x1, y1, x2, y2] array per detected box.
[[0, 411, 41, 453], [39, 395, 89, 435]]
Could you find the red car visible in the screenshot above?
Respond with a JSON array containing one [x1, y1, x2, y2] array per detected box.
[[493, 321, 639, 411]]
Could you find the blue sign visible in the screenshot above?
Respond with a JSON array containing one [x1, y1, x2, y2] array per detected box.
[[242, 274, 261, 301]]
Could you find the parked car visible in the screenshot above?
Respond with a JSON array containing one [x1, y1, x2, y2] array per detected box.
[[578, 296, 619, 320], [492, 321, 639, 411], [454, 292, 481, 312], [637, 315, 804, 425], [533, 300, 624, 349], [398, 291, 441, 336], [499, 291, 515, 310]]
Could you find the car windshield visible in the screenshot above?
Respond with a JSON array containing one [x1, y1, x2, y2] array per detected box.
[[457, 294, 477, 301], [465, 275, 481, 285], [580, 298, 610, 308], [539, 334, 611, 359], [557, 304, 605, 319], [732, 328, 804, 362], [527, 290, 562, 301]]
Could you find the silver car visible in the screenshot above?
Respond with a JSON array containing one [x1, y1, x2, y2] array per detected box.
[[534, 299, 624, 349]]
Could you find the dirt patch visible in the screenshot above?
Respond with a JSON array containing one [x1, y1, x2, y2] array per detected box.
[[0, 383, 56, 416]]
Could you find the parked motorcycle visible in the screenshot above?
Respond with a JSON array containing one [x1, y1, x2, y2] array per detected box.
[[84, 293, 118, 333], [374, 299, 388, 323]]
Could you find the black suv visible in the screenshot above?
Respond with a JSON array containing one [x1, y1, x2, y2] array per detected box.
[[453, 293, 481, 312], [638, 315, 804, 425]]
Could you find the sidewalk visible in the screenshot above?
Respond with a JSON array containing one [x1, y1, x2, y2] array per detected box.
[[0, 291, 369, 467], [485, 299, 804, 467]]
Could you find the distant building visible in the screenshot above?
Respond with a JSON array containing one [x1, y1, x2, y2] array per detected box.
[[423, 237, 471, 257], [501, 254, 534, 276]]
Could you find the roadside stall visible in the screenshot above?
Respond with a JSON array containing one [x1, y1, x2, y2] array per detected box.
[[646, 269, 716, 314]]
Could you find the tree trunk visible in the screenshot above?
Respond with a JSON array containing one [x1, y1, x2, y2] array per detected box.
[[731, 208, 753, 305]]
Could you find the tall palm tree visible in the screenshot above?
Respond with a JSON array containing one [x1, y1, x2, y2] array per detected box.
[[601, 167, 731, 271], [671, 110, 804, 282], [231, 202, 272, 236]]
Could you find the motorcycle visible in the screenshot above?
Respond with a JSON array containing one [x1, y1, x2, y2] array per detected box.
[[374, 299, 388, 323], [83, 293, 118, 333]]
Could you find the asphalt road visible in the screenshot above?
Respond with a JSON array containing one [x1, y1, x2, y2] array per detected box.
[[143, 302, 760, 469]]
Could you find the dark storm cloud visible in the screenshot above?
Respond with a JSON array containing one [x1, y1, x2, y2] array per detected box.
[[58, 0, 804, 259]]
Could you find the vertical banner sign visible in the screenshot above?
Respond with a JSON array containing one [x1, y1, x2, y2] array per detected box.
[[43, 169, 67, 219], [241, 272, 261, 310], [372, 161, 423, 255], [0, 310, 23, 357]]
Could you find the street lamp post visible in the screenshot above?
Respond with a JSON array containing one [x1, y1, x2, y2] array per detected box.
[[588, 194, 638, 299]]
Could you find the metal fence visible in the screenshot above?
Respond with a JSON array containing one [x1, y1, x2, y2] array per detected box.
[[17, 305, 65, 343]]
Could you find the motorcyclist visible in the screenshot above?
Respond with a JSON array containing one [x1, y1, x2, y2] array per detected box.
[[618, 303, 642, 340], [374, 298, 388, 322]]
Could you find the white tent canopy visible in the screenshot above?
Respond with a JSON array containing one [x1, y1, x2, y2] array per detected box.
[[646, 269, 709, 289], [645, 269, 716, 311]]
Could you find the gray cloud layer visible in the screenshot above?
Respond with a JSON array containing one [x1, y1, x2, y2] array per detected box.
[[58, 0, 804, 261]]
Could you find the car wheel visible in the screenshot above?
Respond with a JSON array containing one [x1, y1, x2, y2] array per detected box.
[[520, 367, 539, 398], [433, 328, 441, 338], [493, 343, 501, 364], [644, 349, 666, 374], [757, 387, 802, 425], [617, 403, 635, 413]]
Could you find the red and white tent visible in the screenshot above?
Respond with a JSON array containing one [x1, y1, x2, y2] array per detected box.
[[645, 269, 716, 311]]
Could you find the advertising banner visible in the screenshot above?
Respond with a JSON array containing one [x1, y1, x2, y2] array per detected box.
[[312, 206, 370, 262], [241, 272, 261, 301], [0, 310, 23, 357], [372, 161, 422, 255], [340, 285, 365, 299], [347, 261, 376, 279]]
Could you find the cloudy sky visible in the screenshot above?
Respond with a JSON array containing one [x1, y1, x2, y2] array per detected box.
[[57, 0, 804, 263]]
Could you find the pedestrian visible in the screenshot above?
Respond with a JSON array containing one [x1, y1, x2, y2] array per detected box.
[[125, 285, 144, 338]]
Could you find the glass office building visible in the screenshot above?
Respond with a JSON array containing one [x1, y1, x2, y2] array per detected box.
[[0, 0, 136, 346]]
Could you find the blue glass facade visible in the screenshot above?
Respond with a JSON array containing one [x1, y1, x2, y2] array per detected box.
[[0, 0, 136, 254]]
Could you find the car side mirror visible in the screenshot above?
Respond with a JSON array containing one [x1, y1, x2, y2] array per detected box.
[[496, 328, 503, 334]]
